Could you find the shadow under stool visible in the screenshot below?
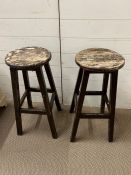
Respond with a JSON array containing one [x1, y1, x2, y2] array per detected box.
[[5, 47, 62, 139], [70, 48, 125, 142]]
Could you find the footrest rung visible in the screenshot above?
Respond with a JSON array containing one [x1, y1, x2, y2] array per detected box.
[[80, 113, 110, 119], [29, 87, 53, 93], [77, 91, 104, 96], [85, 91, 103, 95], [20, 107, 46, 115]]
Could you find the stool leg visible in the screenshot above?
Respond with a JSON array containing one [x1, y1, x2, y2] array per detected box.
[[22, 70, 33, 108], [71, 70, 89, 142], [70, 68, 83, 113], [101, 73, 109, 113], [108, 71, 118, 142], [36, 67, 57, 139], [10, 68, 22, 135], [44, 63, 62, 111]]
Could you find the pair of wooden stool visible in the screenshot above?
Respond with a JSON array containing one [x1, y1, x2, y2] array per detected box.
[[5, 47, 125, 142]]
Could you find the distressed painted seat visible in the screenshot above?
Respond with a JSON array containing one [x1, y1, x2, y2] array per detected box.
[[75, 48, 125, 72], [5, 47, 51, 69], [70, 48, 125, 142], [5, 47, 62, 139]]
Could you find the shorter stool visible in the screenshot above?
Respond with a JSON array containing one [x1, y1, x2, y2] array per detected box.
[[5, 47, 62, 139], [70, 48, 125, 142]]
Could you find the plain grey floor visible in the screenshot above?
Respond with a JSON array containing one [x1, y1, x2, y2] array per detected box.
[[0, 103, 131, 175]]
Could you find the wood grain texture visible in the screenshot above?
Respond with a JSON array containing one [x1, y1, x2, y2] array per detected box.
[[5, 47, 51, 68], [75, 48, 125, 71], [61, 20, 131, 38], [0, 19, 59, 37], [60, 0, 131, 19], [0, 0, 58, 18]]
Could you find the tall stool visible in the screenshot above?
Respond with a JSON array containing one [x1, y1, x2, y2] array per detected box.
[[5, 47, 62, 139], [70, 48, 125, 142]]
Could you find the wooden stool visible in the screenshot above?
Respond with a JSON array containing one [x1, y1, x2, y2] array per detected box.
[[70, 48, 125, 142], [5, 47, 62, 139]]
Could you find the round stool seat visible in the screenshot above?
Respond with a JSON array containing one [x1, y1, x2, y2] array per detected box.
[[5, 47, 51, 69], [75, 48, 125, 72]]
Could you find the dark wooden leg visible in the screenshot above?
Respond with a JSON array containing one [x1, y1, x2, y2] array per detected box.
[[44, 63, 62, 111], [108, 71, 118, 142], [22, 70, 33, 108], [70, 70, 89, 142], [70, 68, 83, 113], [10, 68, 22, 135], [101, 73, 109, 113], [36, 67, 58, 139]]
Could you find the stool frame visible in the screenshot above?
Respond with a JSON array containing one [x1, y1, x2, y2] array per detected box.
[[10, 62, 61, 139], [70, 68, 118, 142]]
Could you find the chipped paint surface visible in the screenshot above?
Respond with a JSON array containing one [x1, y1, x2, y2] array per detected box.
[[5, 47, 51, 68], [75, 48, 125, 71]]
